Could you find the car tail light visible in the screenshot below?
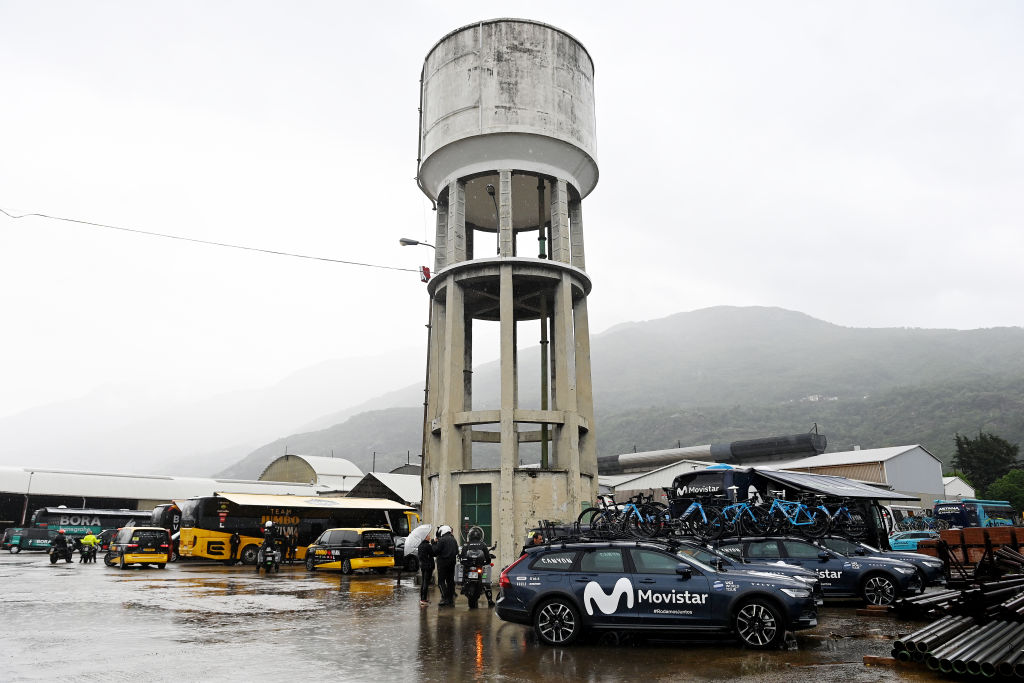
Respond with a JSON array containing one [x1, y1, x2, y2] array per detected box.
[[126, 544, 138, 549], [160, 544, 169, 548], [499, 555, 526, 589]]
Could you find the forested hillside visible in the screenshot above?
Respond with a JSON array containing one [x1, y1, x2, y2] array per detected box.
[[221, 307, 1024, 479]]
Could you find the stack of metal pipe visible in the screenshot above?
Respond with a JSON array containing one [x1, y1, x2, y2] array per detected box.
[[893, 617, 1024, 678]]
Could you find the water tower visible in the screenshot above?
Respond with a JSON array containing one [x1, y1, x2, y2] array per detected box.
[[416, 19, 599, 570]]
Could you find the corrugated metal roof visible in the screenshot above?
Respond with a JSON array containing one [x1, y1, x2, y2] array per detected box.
[[215, 492, 411, 510], [769, 445, 935, 469], [363, 473, 421, 505], [0, 466, 324, 500], [263, 455, 363, 478]]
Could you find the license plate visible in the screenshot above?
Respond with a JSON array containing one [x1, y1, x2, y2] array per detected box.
[[373, 551, 384, 555], [468, 570, 479, 578]]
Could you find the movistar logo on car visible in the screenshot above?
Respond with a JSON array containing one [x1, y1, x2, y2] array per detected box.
[[816, 569, 843, 579], [583, 578, 708, 615]]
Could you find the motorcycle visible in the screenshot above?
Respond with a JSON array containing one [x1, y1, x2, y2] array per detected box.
[[49, 543, 73, 564], [459, 526, 496, 609], [79, 543, 98, 564], [257, 542, 280, 574]]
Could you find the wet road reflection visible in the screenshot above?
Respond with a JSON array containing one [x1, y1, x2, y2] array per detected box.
[[0, 553, 942, 681]]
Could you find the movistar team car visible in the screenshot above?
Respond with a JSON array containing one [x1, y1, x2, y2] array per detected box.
[[716, 536, 922, 605], [495, 539, 817, 649], [672, 540, 824, 605], [817, 535, 945, 591]]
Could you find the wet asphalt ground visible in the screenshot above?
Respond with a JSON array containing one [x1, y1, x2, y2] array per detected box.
[[0, 552, 945, 682]]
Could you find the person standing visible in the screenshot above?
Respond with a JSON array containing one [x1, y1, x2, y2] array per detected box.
[[229, 531, 240, 564], [417, 533, 436, 606], [434, 525, 458, 607]]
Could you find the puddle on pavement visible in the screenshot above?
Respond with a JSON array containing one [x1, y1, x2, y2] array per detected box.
[[0, 555, 945, 682]]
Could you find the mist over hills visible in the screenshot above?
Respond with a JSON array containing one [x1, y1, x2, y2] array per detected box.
[[219, 306, 1024, 479]]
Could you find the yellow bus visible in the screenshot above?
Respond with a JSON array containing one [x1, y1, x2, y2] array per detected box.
[[177, 493, 419, 565]]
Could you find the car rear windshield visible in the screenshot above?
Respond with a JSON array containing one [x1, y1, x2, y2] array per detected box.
[[362, 531, 393, 548], [132, 531, 167, 545]]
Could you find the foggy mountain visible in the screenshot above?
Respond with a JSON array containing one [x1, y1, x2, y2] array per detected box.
[[0, 350, 425, 475], [220, 306, 1024, 479]]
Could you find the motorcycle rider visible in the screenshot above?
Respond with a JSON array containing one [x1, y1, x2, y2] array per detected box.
[[459, 526, 495, 607], [51, 529, 71, 562], [257, 521, 279, 572], [434, 525, 458, 607], [79, 531, 99, 563]]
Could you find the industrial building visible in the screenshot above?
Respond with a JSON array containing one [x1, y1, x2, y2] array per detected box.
[[0, 465, 322, 528], [258, 454, 364, 494]]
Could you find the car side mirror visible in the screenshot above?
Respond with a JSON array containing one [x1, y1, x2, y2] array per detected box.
[[676, 564, 693, 580], [818, 551, 832, 562]]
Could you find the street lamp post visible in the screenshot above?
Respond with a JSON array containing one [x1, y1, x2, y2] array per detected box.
[[400, 238, 436, 475]]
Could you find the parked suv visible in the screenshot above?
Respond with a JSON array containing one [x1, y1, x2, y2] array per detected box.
[[105, 526, 171, 569], [817, 535, 945, 591], [305, 528, 395, 574], [715, 536, 921, 605], [496, 539, 817, 648], [672, 540, 823, 605]]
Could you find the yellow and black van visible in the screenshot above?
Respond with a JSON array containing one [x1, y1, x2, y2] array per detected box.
[[304, 528, 394, 574], [105, 526, 172, 569]]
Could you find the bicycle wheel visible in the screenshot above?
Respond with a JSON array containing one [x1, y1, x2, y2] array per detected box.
[[636, 502, 669, 538], [933, 519, 949, 531], [692, 508, 726, 542], [799, 509, 828, 539], [741, 506, 770, 536], [590, 511, 617, 538], [577, 507, 603, 528]]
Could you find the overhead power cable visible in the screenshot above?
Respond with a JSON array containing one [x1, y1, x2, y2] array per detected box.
[[0, 207, 418, 273]]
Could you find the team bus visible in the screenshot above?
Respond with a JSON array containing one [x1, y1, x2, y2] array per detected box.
[[29, 506, 154, 536], [177, 493, 419, 565], [933, 499, 1017, 528]]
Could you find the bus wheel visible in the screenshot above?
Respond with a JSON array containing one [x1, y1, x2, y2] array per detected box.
[[240, 544, 260, 565]]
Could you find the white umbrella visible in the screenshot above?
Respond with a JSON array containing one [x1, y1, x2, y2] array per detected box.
[[403, 524, 433, 555]]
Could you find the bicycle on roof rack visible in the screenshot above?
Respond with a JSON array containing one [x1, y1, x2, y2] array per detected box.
[[576, 493, 669, 539], [812, 496, 868, 539], [717, 486, 769, 538], [759, 492, 828, 538]]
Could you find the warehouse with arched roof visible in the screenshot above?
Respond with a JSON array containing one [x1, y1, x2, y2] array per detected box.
[[259, 454, 363, 494]]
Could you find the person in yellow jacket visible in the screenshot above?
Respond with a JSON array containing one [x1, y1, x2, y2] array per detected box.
[[79, 531, 99, 563]]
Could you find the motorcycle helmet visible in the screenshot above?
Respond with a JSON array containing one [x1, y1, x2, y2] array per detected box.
[[466, 526, 484, 544], [264, 521, 274, 529], [437, 525, 452, 536], [58, 529, 66, 534]]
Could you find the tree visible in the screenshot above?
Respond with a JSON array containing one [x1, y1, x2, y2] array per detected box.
[[986, 470, 1024, 514], [952, 432, 1020, 493]]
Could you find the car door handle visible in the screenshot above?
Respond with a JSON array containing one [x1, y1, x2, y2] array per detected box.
[[638, 579, 656, 584]]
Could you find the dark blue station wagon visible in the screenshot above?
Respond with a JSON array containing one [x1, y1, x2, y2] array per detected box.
[[496, 540, 817, 648]]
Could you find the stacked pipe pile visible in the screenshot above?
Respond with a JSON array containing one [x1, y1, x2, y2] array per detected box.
[[890, 576, 1024, 677], [894, 576, 1024, 620], [892, 617, 1024, 677]]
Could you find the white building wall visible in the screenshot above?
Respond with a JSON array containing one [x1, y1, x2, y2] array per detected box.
[[882, 447, 944, 501]]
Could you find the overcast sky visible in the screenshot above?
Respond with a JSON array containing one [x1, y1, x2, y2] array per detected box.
[[2, 1, 1022, 419]]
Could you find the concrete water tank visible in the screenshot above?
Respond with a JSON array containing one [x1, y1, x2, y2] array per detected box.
[[417, 19, 598, 204]]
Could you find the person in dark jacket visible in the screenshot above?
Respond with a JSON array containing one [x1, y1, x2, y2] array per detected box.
[[434, 525, 458, 607], [417, 532, 436, 606], [229, 532, 240, 563]]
